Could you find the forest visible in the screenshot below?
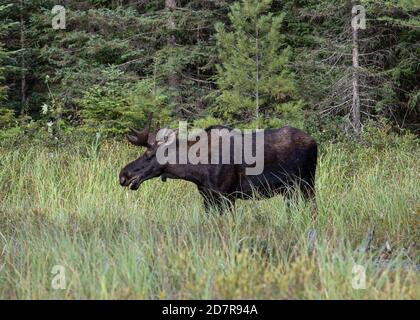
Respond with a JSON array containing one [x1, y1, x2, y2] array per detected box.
[[0, 0, 418, 139], [0, 0, 419, 300]]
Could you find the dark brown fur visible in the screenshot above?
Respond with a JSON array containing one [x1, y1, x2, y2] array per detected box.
[[120, 124, 317, 213]]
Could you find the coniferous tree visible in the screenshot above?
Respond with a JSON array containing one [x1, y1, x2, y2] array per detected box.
[[151, 0, 232, 119], [214, 0, 300, 128], [0, 0, 417, 135], [0, 4, 10, 103], [290, 0, 419, 134], [0, 2, 16, 128]]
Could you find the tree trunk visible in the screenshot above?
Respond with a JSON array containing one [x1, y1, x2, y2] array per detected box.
[[351, 3, 361, 134], [255, 23, 260, 129], [165, 0, 177, 48], [165, 0, 180, 98], [20, 0, 26, 114]]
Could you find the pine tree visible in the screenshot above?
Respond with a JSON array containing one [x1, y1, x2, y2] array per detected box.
[[214, 0, 299, 128], [360, 0, 420, 131], [291, 0, 420, 135], [150, 0, 231, 119], [0, 2, 16, 128], [0, 4, 9, 103]]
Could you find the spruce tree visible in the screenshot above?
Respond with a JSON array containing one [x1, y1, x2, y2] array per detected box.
[[214, 0, 299, 128], [0, 2, 16, 128], [291, 0, 420, 134]]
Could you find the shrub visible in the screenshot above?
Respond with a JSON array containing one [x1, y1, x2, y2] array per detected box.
[[78, 68, 169, 136]]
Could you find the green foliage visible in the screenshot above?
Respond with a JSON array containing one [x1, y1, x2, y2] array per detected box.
[[359, 120, 420, 151], [0, 4, 16, 130], [0, 108, 15, 129], [0, 4, 12, 111], [78, 68, 169, 135], [214, 0, 299, 127], [290, 0, 419, 132], [0, 0, 418, 138], [192, 116, 223, 129], [0, 40, 8, 104]]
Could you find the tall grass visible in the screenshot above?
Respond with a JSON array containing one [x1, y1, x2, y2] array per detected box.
[[0, 136, 418, 299]]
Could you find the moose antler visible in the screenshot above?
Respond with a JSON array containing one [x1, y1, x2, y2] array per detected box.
[[127, 113, 153, 147]]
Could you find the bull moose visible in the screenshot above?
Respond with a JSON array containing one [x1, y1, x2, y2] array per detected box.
[[119, 114, 317, 213]]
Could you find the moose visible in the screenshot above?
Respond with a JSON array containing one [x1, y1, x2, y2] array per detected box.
[[119, 114, 318, 213]]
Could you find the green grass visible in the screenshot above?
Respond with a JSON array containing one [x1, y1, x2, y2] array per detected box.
[[0, 137, 419, 299]]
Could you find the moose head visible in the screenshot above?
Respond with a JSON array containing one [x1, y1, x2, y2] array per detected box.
[[119, 113, 176, 190]]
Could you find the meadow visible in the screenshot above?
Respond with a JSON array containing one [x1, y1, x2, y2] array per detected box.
[[0, 134, 419, 299]]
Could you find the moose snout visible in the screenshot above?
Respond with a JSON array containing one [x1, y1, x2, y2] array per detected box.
[[119, 175, 127, 186], [119, 171, 131, 186]]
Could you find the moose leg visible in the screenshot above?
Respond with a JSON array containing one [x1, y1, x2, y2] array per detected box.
[[300, 179, 317, 221], [213, 196, 235, 214], [300, 179, 318, 255], [218, 196, 235, 213], [300, 182, 315, 202], [199, 190, 214, 214], [199, 189, 235, 214]]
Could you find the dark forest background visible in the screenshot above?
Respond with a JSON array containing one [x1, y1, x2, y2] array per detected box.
[[0, 0, 418, 144]]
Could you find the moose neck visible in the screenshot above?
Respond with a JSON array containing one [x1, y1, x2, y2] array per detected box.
[[161, 138, 212, 187], [163, 163, 207, 186]]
